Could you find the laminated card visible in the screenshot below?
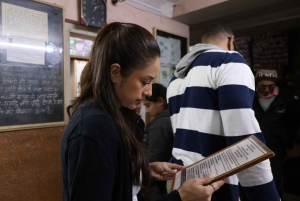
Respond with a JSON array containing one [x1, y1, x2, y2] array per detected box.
[[172, 135, 275, 190]]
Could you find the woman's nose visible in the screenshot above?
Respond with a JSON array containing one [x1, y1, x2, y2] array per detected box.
[[144, 86, 152, 97]]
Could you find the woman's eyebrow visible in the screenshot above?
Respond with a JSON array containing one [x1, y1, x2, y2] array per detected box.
[[143, 75, 156, 80]]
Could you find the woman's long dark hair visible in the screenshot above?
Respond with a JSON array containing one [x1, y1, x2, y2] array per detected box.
[[67, 22, 160, 193]]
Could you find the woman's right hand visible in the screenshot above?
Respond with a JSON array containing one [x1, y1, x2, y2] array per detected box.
[[177, 177, 225, 201]]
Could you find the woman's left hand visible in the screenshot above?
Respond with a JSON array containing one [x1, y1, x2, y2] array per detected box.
[[149, 162, 184, 181]]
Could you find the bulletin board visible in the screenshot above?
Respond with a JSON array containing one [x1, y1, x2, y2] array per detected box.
[[0, 0, 65, 131], [153, 27, 189, 87]]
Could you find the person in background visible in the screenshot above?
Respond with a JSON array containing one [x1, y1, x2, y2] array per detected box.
[[167, 22, 280, 201], [252, 66, 300, 199], [143, 83, 174, 201], [60, 22, 224, 201]]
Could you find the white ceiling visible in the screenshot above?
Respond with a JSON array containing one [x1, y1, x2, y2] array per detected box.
[[172, 0, 300, 45]]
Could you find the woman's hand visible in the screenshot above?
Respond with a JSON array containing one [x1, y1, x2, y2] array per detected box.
[[177, 177, 225, 201], [149, 162, 184, 181]]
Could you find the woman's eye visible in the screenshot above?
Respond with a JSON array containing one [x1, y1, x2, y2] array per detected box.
[[142, 79, 154, 86]]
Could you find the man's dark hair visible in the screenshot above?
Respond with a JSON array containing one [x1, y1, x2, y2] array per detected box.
[[145, 83, 168, 110], [145, 83, 167, 102], [201, 22, 234, 43]]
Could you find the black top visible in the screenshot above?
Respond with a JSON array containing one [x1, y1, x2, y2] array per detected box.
[[60, 104, 132, 201], [60, 104, 181, 201]]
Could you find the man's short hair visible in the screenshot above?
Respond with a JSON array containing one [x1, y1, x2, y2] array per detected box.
[[201, 22, 234, 43], [145, 83, 167, 102]]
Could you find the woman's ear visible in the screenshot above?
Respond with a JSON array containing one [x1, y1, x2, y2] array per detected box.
[[110, 63, 121, 83]]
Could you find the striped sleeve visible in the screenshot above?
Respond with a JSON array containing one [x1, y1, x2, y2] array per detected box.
[[216, 53, 262, 137]]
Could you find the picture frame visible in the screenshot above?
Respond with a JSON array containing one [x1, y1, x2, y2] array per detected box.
[[0, 0, 65, 131]]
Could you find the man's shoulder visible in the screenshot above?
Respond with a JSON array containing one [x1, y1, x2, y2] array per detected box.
[[203, 49, 245, 60], [193, 50, 247, 68]]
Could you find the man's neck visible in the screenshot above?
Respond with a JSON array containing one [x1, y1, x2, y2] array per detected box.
[[203, 40, 228, 51]]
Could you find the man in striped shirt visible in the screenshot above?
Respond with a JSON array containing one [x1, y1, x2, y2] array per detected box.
[[167, 23, 280, 201]]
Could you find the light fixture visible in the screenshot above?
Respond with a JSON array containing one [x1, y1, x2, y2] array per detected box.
[[124, 0, 180, 18]]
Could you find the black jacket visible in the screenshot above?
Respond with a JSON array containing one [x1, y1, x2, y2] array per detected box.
[[61, 104, 181, 201], [61, 105, 132, 201], [253, 85, 300, 156]]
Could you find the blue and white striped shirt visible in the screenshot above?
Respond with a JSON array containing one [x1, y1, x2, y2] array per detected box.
[[167, 48, 280, 201]]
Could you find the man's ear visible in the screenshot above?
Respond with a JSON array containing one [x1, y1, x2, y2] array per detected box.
[[227, 36, 235, 51], [110, 63, 121, 84]]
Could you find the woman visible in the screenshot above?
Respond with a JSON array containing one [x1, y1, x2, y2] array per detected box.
[[60, 22, 224, 201]]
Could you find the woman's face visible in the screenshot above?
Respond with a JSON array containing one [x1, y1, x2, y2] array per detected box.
[[113, 58, 160, 110]]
